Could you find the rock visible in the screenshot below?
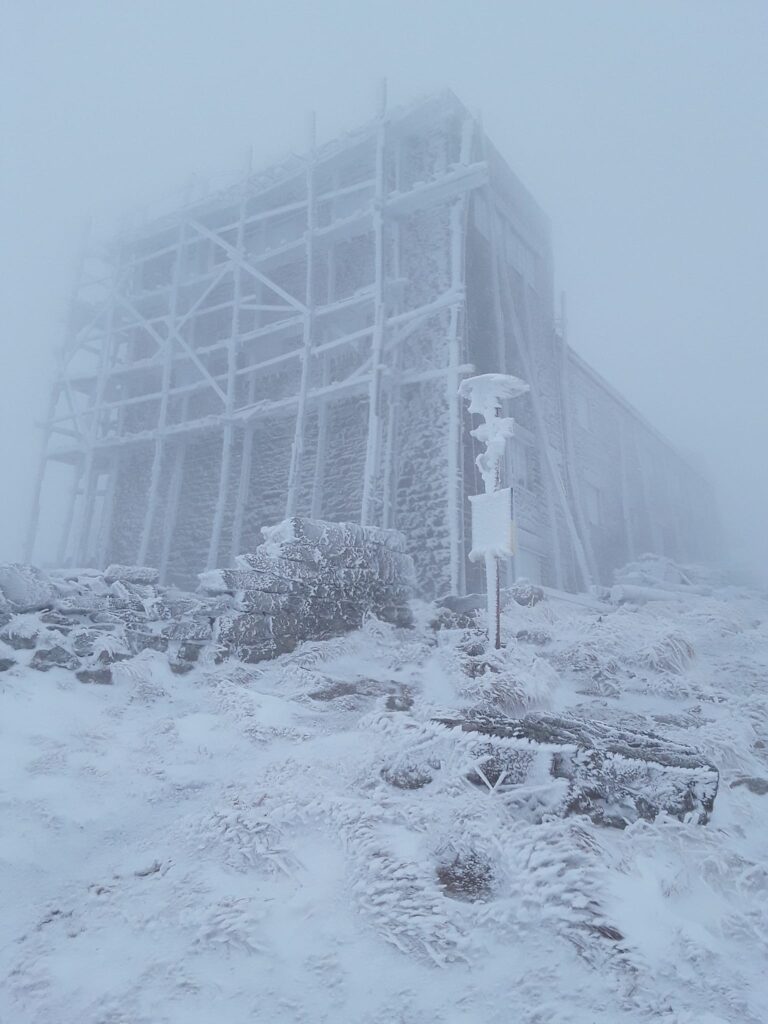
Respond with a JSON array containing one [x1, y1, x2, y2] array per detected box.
[[125, 631, 169, 655], [39, 609, 76, 630], [233, 553, 321, 584], [4, 514, 414, 673], [216, 614, 273, 648], [169, 661, 194, 675], [514, 628, 552, 646], [381, 763, 433, 789], [436, 712, 719, 827], [0, 564, 57, 611], [103, 565, 160, 586], [0, 658, 16, 672], [2, 632, 37, 651], [199, 568, 300, 596], [508, 579, 545, 606], [159, 619, 213, 642], [1, 617, 41, 650], [76, 668, 113, 685], [220, 639, 288, 664], [177, 641, 205, 663], [308, 681, 367, 701], [30, 645, 80, 672], [236, 590, 294, 615], [260, 516, 407, 555], [385, 687, 414, 712], [730, 776, 768, 795], [71, 628, 128, 663], [375, 604, 414, 628], [430, 605, 477, 631]]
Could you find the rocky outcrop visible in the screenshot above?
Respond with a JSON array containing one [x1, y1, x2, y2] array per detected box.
[[0, 517, 416, 678], [436, 712, 719, 827]]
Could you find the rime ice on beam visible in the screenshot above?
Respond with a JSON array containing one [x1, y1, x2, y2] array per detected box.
[[458, 374, 529, 648]]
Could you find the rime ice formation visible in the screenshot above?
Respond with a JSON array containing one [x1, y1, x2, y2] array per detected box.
[[29, 92, 718, 598], [0, 518, 414, 676], [2, 558, 767, 1023], [435, 712, 719, 827]]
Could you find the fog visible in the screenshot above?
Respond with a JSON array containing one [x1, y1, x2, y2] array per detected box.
[[1, 0, 766, 577]]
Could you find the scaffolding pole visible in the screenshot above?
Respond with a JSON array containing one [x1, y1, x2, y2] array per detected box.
[[74, 276, 117, 568], [445, 197, 468, 594], [230, 372, 259, 562], [137, 223, 186, 567], [360, 83, 388, 526], [285, 112, 317, 519], [207, 196, 247, 570]]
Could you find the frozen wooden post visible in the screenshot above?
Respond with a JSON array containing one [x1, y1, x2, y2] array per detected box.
[[458, 373, 529, 648]]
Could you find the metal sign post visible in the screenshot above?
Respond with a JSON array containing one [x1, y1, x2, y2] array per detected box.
[[459, 373, 529, 648]]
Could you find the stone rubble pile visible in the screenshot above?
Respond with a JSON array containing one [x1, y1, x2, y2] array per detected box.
[[0, 518, 416, 681]]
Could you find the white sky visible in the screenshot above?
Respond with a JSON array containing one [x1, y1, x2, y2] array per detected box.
[[1, 0, 766, 573]]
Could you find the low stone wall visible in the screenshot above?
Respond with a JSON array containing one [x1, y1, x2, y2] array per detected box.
[[0, 518, 415, 680]]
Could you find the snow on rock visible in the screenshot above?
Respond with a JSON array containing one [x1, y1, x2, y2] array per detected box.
[[103, 564, 161, 586], [1, 566, 767, 1022], [0, 562, 57, 611], [0, 518, 416, 678], [435, 712, 719, 826], [203, 516, 416, 661]]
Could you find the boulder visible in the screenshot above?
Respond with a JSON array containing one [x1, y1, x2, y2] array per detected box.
[[0, 564, 57, 612], [30, 645, 80, 672], [103, 565, 160, 586], [76, 667, 113, 685], [507, 579, 545, 606], [1, 616, 42, 650]]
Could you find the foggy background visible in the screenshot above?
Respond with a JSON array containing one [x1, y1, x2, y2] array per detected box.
[[1, 0, 766, 576]]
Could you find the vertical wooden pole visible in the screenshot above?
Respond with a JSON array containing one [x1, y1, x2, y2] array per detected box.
[[310, 202, 336, 521], [208, 196, 246, 569], [138, 223, 185, 566], [159, 442, 185, 582], [446, 196, 467, 594], [75, 292, 117, 567], [230, 372, 258, 561], [360, 84, 388, 525], [29, 218, 91, 565], [24, 384, 58, 563], [617, 414, 636, 562], [95, 452, 119, 568], [285, 111, 317, 518], [56, 457, 83, 566]]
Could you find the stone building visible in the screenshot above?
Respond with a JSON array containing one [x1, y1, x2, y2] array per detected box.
[[27, 91, 717, 596]]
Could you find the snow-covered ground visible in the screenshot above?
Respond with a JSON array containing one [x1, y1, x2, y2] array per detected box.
[[2, 577, 768, 1023]]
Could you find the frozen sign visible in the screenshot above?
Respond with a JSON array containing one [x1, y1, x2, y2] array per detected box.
[[458, 373, 529, 648], [469, 487, 515, 561]]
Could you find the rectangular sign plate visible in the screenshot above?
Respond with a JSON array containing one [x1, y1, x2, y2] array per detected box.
[[469, 487, 515, 560]]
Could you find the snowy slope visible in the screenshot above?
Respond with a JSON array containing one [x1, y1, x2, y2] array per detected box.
[[2, 582, 768, 1024]]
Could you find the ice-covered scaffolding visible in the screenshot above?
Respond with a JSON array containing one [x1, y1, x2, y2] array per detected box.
[[27, 91, 719, 596]]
